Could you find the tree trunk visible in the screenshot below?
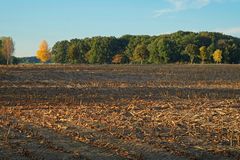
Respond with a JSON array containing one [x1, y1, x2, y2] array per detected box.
[[191, 58, 194, 64]]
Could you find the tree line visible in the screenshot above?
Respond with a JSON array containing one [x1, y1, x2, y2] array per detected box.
[[1, 31, 240, 65], [51, 31, 240, 64]]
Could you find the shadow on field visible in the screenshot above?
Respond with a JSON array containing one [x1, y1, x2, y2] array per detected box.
[[0, 86, 240, 106]]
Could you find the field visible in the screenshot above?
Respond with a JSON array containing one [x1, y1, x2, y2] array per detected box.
[[0, 64, 240, 160]]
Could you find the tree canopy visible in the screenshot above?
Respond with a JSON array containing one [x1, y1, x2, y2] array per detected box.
[[51, 31, 240, 64], [36, 40, 51, 63], [0, 37, 15, 65], [213, 49, 223, 63], [1, 31, 240, 65]]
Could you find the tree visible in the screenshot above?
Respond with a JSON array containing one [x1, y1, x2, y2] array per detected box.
[[51, 41, 69, 63], [199, 46, 207, 64], [213, 49, 222, 64], [67, 43, 78, 64], [12, 56, 19, 64], [2, 37, 14, 65], [148, 39, 160, 64], [0, 40, 4, 64], [124, 35, 151, 62], [36, 40, 51, 63], [184, 44, 199, 64], [228, 43, 240, 64], [196, 33, 212, 47], [132, 44, 149, 64], [148, 38, 179, 64], [50, 31, 240, 64], [85, 37, 108, 64], [158, 39, 179, 63], [112, 54, 123, 64], [85, 37, 119, 64], [0, 40, 2, 53], [67, 39, 89, 64]]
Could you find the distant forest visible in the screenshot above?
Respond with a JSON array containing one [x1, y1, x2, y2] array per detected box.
[[50, 31, 240, 64], [1, 31, 240, 64]]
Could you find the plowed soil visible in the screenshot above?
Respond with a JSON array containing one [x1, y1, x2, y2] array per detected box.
[[0, 64, 240, 160]]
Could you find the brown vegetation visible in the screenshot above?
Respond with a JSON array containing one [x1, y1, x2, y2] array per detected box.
[[0, 64, 240, 160]]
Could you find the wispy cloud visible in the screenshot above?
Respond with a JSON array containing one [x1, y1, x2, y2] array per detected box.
[[154, 0, 213, 17], [215, 27, 240, 36]]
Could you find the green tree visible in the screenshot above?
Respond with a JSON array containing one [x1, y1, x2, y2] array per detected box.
[[85, 37, 119, 64], [184, 44, 199, 64], [124, 35, 151, 62], [217, 39, 229, 63], [182, 33, 197, 46], [207, 43, 215, 63], [67, 43, 79, 64], [148, 39, 160, 64], [67, 39, 89, 64], [50, 31, 240, 64], [159, 39, 179, 63], [148, 38, 179, 64], [12, 56, 19, 64], [131, 44, 149, 64], [51, 41, 70, 63], [228, 43, 240, 64], [196, 33, 212, 47]]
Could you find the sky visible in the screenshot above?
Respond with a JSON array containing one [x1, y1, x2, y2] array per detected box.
[[0, 0, 240, 57]]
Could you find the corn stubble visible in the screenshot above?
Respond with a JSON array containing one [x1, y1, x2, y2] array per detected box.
[[0, 64, 240, 160]]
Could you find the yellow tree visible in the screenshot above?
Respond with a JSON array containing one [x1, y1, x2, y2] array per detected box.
[[199, 46, 207, 64], [36, 40, 51, 63], [2, 37, 15, 65], [213, 49, 222, 64]]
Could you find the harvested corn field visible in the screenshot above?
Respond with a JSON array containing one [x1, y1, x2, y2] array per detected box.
[[0, 64, 240, 160]]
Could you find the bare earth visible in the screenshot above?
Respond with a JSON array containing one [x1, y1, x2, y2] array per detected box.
[[0, 64, 240, 160]]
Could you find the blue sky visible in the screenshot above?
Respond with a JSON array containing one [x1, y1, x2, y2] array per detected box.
[[0, 0, 240, 57]]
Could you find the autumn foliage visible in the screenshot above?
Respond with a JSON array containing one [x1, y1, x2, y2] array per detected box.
[[36, 40, 51, 63], [199, 46, 207, 64], [112, 54, 123, 64], [51, 31, 240, 64], [1, 37, 14, 65], [213, 49, 222, 64]]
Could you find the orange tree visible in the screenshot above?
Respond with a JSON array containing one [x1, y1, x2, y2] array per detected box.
[[36, 40, 51, 63]]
